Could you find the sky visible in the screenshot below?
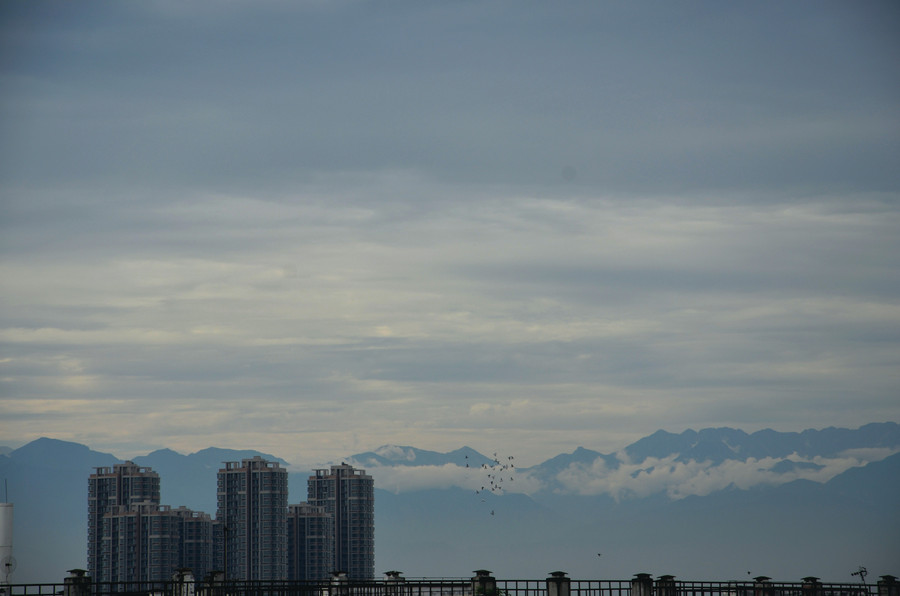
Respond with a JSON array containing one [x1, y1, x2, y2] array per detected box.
[[1, 1, 899, 470]]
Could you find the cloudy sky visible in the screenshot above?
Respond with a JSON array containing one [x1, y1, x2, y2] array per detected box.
[[1, 1, 899, 469]]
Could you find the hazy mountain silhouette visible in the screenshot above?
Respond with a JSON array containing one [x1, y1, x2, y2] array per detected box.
[[349, 445, 494, 468], [133, 447, 288, 514], [622, 423, 900, 463], [1, 424, 897, 583]]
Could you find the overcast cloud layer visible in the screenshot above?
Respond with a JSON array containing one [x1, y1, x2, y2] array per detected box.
[[1, 1, 899, 468]]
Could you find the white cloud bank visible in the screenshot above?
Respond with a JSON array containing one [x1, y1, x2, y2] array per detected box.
[[357, 449, 899, 500], [555, 449, 900, 500]]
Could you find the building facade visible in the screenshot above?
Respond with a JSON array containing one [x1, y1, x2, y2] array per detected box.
[[87, 456, 374, 581], [101, 502, 177, 583], [217, 457, 288, 580], [99, 502, 217, 582], [178, 507, 217, 581], [307, 464, 374, 580], [88, 462, 160, 582], [287, 503, 334, 581]]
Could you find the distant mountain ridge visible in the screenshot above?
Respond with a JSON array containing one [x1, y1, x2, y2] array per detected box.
[[345, 422, 900, 469], [346, 422, 900, 498], [1, 423, 897, 583], [623, 423, 900, 462], [130, 447, 289, 513], [4, 422, 897, 476], [348, 445, 495, 468]]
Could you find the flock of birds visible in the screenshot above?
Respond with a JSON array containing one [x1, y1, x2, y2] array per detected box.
[[464, 451, 516, 516]]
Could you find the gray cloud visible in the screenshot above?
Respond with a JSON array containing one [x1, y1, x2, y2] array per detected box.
[[1, 1, 899, 466], [3, 2, 899, 193]]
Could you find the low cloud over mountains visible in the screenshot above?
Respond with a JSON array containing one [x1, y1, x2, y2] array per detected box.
[[348, 423, 900, 499]]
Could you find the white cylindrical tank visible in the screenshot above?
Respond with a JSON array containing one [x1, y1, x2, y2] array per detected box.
[[0, 502, 13, 583]]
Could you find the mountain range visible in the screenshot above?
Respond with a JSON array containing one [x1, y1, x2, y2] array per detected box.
[[1, 423, 898, 584]]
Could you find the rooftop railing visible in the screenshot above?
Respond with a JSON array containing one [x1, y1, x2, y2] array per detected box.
[[1, 571, 895, 596]]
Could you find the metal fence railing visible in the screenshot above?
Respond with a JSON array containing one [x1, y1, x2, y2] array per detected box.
[[645, 581, 874, 596], [0, 577, 891, 596]]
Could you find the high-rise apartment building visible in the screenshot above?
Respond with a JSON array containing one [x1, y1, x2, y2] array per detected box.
[[90, 463, 217, 583], [287, 503, 333, 580], [217, 457, 288, 580], [99, 503, 217, 583], [307, 464, 374, 580], [87, 455, 375, 582], [178, 507, 217, 581], [88, 462, 160, 582], [102, 502, 181, 583]]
